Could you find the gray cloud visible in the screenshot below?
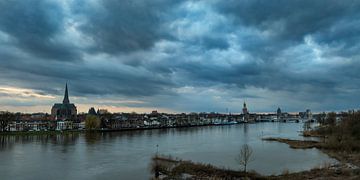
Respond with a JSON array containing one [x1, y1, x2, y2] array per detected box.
[[0, 0, 360, 112], [0, 0, 80, 61], [217, 0, 359, 40], [74, 0, 179, 54], [215, 0, 360, 59]]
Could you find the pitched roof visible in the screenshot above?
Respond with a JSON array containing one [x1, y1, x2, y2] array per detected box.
[[52, 103, 76, 109]]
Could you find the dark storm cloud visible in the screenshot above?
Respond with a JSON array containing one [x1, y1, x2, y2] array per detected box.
[[74, 0, 179, 54], [1, 0, 360, 112], [0, 0, 80, 61], [215, 0, 360, 59], [217, 0, 359, 40], [198, 36, 229, 50], [172, 57, 339, 97]]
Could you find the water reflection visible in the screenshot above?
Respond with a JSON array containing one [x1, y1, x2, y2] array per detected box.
[[85, 132, 101, 145], [243, 123, 249, 139], [0, 136, 14, 150], [0, 133, 82, 151]]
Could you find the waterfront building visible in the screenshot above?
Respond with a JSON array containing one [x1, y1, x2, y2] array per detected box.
[[51, 83, 77, 121], [277, 107, 282, 119], [242, 102, 249, 121], [242, 102, 248, 114], [56, 121, 74, 130]]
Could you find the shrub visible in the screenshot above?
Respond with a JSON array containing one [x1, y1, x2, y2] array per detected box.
[[85, 115, 100, 130]]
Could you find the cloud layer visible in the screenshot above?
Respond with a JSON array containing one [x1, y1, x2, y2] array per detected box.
[[0, 0, 360, 113]]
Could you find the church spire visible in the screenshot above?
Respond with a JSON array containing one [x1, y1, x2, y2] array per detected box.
[[63, 83, 70, 104]]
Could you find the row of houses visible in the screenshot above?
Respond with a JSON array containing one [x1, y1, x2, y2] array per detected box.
[[2, 109, 318, 132], [3, 113, 87, 131], [100, 111, 243, 130]]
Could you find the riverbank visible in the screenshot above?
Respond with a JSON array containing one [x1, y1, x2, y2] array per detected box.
[[262, 137, 360, 180], [151, 155, 264, 179], [0, 130, 85, 136], [0, 122, 246, 136], [262, 137, 360, 168], [262, 137, 319, 149], [151, 154, 360, 180]]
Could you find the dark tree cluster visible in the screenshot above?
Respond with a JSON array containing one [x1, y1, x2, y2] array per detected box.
[[316, 111, 360, 151], [0, 112, 16, 132]]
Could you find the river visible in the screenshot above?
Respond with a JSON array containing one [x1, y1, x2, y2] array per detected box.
[[0, 122, 336, 179]]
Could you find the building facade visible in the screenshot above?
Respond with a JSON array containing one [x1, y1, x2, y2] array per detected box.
[[242, 101, 249, 121], [51, 83, 77, 121]]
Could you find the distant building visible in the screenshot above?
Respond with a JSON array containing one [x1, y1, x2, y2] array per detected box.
[[277, 107, 282, 119], [299, 109, 312, 120], [88, 107, 97, 115], [97, 109, 109, 115], [306, 109, 312, 120], [51, 83, 77, 121], [242, 102, 248, 114], [242, 102, 249, 121], [56, 121, 74, 131]]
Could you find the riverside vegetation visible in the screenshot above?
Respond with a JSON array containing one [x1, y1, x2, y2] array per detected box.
[[302, 111, 360, 166], [151, 111, 360, 179]]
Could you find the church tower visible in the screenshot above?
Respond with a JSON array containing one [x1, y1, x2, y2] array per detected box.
[[242, 101, 248, 115], [63, 83, 70, 104], [277, 107, 282, 119], [242, 101, 249, 122], [51, 83, 77, 121]]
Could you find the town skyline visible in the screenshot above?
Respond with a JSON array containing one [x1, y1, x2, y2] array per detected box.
[[0, 83, 355, 114]]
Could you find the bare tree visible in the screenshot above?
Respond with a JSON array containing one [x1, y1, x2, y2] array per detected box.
[[236, 144, 254, 173]]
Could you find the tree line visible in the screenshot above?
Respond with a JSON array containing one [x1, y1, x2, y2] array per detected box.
[[315, 111, 360, 151]]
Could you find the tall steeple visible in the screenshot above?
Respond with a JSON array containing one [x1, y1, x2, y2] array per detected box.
[[63, 83, 70, 104], [242, 101, 248, 115]]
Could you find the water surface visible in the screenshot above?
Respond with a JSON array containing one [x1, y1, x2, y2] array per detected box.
[[0, 123, 336, 179]]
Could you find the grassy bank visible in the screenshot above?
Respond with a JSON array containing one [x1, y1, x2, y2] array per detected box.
[[151, 155, 360, 180], [261, 137, 360, 179], [151, 155, 264, 179], [262, 137, 319, 149], [263, 137, 360, 167]]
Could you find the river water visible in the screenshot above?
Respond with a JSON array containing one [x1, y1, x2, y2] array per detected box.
[[0, 122, 336, 179]]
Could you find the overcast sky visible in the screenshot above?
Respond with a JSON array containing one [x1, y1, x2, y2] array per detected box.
[[0, 0, 359, 113]]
